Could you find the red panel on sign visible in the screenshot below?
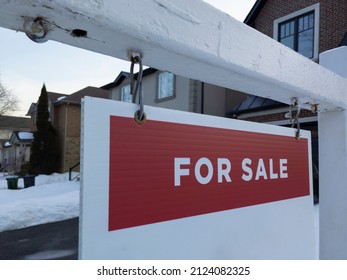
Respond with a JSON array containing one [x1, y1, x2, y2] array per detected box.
[[109, 116, 310, 231]]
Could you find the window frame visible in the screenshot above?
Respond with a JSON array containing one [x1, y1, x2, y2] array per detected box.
[[273, 3, 320, 61], [156, 71, 175, 102]]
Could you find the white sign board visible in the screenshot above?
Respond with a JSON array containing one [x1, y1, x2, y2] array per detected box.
[[79, 97, 315, 259]]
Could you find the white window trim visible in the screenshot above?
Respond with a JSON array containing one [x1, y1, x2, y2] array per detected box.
[[273, 3, 320, 61], [156, 71, 175, 102], [121, 84, 132, 103]]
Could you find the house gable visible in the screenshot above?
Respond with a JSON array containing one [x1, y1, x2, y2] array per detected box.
[[9, 131, 34, 145]]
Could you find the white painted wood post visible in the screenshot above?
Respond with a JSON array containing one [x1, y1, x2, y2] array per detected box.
[[2, 0, 347, 259], [319, 47, 347, 259]]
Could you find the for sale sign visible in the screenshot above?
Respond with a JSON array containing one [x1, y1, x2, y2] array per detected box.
[[109, 116, 309, 231], [80, 97, 315, 260]]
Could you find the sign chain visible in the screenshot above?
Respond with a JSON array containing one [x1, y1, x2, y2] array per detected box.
[[130, 54, 146, 124], [290, 97, 301, 139]]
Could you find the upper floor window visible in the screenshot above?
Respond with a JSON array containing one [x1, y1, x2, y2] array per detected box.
[[121, 85, 132, 103], [274, 4, 320, 60], [157, 72, 175, 101]]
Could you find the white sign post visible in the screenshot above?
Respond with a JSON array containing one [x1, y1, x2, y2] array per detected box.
[[319, 47, 347, 259], [2, 0, 340, 259], [80, 97, 315, 260]]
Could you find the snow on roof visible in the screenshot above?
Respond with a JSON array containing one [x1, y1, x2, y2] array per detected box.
[[57, 96, 66, 101], [4, 141, 11, 147], [18, 132, 34, 140]]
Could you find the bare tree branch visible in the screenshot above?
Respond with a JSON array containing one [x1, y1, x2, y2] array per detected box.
[[0, 78, 18, 116]]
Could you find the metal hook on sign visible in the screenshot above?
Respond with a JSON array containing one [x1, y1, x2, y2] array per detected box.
[[129, 54, 146, 125], [289, 98, 301, 139], [134, 81, 146, 125]]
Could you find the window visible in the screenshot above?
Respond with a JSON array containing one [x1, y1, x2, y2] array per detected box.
[[121, 85, 132, 103], [158, 72, 175, 100], [279, 12, 314, 58], [274, 4, 319, 60]]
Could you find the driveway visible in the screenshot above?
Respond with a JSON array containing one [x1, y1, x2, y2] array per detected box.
[[0, 218, 78, 260]]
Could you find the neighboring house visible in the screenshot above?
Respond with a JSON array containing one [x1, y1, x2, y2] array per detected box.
[[26, 91, 68, 131], [1, 131, 34, 173], [0, 116, 32, 172], [244, 0, 347, 60], [102, 68, 247, 117], [27, 87, 110, 173], [53, 86, 109, 172], [226, 0, 347, 202], [232, 0, 347, 124]]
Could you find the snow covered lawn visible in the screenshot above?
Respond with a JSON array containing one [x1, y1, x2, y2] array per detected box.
[[0, 173, 79, 232], [0, 172, 319, 258]]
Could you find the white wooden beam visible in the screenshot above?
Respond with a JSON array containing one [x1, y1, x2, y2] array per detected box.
[[0, 0, 346, 111]]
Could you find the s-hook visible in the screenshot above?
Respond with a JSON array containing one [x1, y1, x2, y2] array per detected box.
[[129, 54, 146, 124], [289, 97, 301, 139]]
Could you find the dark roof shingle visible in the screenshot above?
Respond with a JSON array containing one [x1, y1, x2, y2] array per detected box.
[[227, 95, 286, 116], [55, 86, 110, 105], [0, 115, 31, 130], [244, 0, 268, 25]]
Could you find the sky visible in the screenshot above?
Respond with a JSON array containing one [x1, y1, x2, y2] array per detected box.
[[0, 0, 257, 117]]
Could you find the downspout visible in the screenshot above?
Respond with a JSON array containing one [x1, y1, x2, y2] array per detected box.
[[201, 81, 205, 114], [63, 103, 68, 172], [14, 144, 16, 171]]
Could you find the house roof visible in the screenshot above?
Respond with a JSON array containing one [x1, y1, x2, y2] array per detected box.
[[26, 91, 68, 116], [227, 95, 286, 116], [339, 32, 347, 46], [10, 131, 34, 144], [101, 71, 130, 90], [101, 68, 158, 89], [244, 0, 267, 25], [0, 115, 31, 130], [1, 140, 11, 148], [25, 103, 37, 116], [47, 91, 68, 102], [54, 86, 110, 105]]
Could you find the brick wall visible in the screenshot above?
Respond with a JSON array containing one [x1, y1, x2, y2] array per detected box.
[[65, 105, 81, 172], [54, 105, 66, 172], [252, 0, 347, 54], [54, 104, 81, 173]]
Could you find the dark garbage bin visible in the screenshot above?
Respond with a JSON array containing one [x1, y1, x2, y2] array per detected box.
[[23, 175, 36, 188], [6, 177, 18, 190]]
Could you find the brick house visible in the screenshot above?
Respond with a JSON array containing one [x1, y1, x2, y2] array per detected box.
[[230, 0, 347, 123], [231, 0, 347, 123], [26, 91, 68, 131], [1, 131, 34, 173], [227, 0, 347, 201], [245, 0, 347, 57], [0, 116, 32, 172], [28, 87, 109, 173]]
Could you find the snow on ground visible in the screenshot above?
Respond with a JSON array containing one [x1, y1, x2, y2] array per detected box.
[[0, 173, 79, 232], [0, 172, 320, 258]]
